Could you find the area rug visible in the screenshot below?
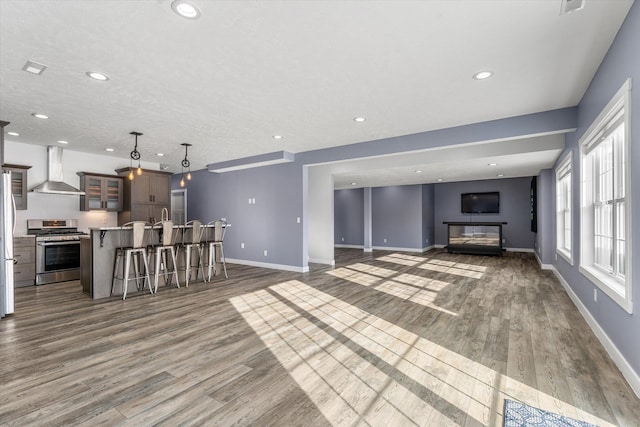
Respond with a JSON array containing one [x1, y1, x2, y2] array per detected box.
[[503, 399, 598, 427]]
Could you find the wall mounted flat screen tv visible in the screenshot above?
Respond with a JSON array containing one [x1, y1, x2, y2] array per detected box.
[[461, 192, 500, 214]]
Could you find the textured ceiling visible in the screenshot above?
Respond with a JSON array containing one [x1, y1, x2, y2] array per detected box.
[[0, 0, 633, 183]]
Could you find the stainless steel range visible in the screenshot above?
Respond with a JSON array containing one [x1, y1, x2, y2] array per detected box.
[[28, 219, 87, 285]]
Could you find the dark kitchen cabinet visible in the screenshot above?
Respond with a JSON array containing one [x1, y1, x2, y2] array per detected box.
[[77, 172, 124, 212], [115, 168, 172, 225], [2, 164, 30, 210], [14, 236, 35, 287]]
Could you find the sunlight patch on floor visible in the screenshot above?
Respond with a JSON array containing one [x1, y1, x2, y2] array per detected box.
[[326, 267, 382, 287], [231, 280, 615, 427], [376, 253, 427, 266], [347, 263, 397, 278], [327, 266, 455, 314], [418, 260, 486, 279]]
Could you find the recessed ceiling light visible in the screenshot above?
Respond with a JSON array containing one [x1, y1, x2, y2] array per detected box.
[[415, 170, 423, 173], [7, 131, 19, 136], [272, 135, 283, 140], [171, 0, 201, 19], [488, 163, 497, 166], [473, 71, 494, 80], [351, 182, 357, 186], [57, 140, 69, 144], [105, 148, 114, 152], [22, 60, 47, 75], [353, 117, 366, 122], [32, 113, 48, 119], [497, 174, 504, 177], [436, 178, 444, 182], [86, 71, 109, 81]]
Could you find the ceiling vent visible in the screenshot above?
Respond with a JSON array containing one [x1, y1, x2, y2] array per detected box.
[[560, 0, 585, 15], [22, 60, 47, 75]]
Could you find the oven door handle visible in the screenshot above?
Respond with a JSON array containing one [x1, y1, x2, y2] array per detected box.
[[37, 241, 81, 246]]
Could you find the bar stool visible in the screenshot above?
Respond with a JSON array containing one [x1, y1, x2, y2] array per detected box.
[[205, 219, 228, 281], [176, 220, 207, 286], [151, 220, 180, 293], [111, 221, 152, 300]]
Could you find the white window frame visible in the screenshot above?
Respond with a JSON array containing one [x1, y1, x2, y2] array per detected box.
[[555, 152, 573, 264], [579, 78, 633, 314]]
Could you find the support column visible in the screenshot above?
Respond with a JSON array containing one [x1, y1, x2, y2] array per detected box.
[[363, 187, 372, 252]]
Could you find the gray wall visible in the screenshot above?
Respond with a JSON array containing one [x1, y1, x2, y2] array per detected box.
[[371, 185, 424, 249], [433, 177, 535, 249], [552, 1, 640, 379], [535, 170, 554, 264], [173, 160, 306, 268], [422, 184, 435, 248], [334, 188, 364, 246]]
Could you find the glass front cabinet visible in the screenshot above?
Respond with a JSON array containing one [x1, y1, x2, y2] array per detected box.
[[2, 164, 30, 210], [77, 172, 123, 212]]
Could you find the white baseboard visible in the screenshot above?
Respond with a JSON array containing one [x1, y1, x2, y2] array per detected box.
[[371, 245, 426, 253], [537, 259, 640, 398], [422, 245, 436, 253], [506, 247, 535, 253], [434, 244, 446, 249], [308, 258, 335, 266], [225, 258, 310, 273], [334, 244, 364, 249], [534, 252, 554, 270], [363, 247, 373, 253]]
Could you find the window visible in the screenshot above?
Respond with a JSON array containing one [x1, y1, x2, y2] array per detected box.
[[579, 79, 632, 313], [556, 152, 572, 264]]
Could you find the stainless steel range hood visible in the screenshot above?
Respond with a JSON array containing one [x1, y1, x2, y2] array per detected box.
[[30, 146, 85, 195]]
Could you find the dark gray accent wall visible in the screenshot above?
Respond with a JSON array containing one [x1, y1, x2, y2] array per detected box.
[[422, 184, 435, 248], [173, 161, 305, 268], [372, 185, 423, 249], [334, 188, 364, 245], [433, 177, 535, 249], [552, 1, 640, 378]]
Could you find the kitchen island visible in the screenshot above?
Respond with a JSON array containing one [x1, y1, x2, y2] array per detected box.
[[82, 224, 222, 299]]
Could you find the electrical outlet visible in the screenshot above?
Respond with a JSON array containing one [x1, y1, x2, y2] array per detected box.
[[594, 289, 597, 302], [263, 250, 268, 256], [296, 217, 300, 223], [383, 238, 387, 243], [221, 217, 226, 221], [241, 243, 244, 249], [252, 198, 256, 204], [248, 198, 252, 204], [341, 237, 344, 241]]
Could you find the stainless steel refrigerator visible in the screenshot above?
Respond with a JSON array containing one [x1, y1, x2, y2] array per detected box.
[[1, 171, 15, 317]]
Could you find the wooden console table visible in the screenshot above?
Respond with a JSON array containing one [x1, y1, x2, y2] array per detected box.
[[444, 222, 506, 256]]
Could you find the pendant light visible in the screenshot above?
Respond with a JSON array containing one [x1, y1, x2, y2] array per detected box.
[[129, 131, 143, 180], [180, 143, 192, 187]]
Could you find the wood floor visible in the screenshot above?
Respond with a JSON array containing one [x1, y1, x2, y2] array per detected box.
[[1, 248, 639, 426]]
